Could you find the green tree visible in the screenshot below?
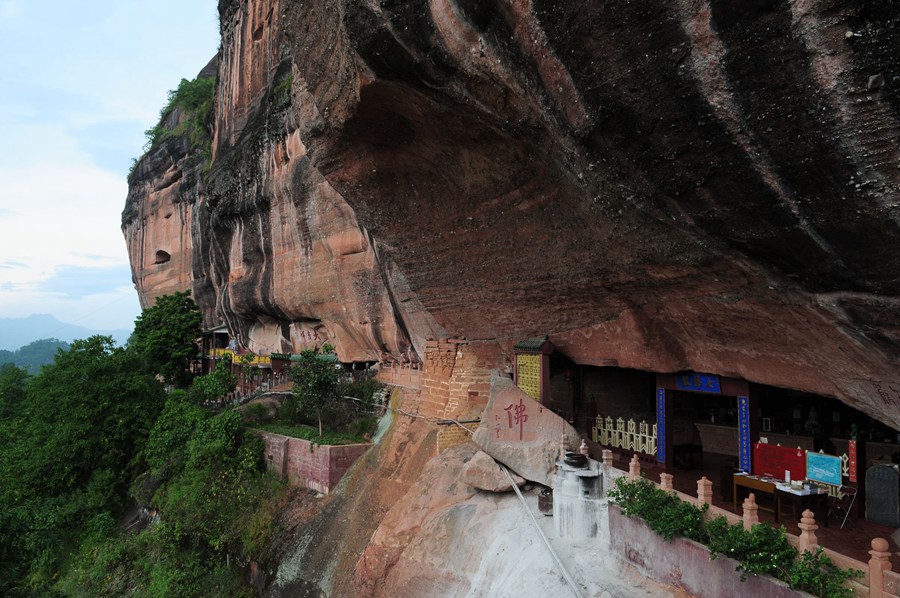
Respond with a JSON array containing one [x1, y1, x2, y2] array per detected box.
[[144, 392, 207, 475], [238, 352, 256, 395], [59, 408, 286, 596], [131, 290, 202, 387], [190, 357, 237, 405], [0, 363, 28, 420], [289, 349, 340, 436], [0, 336, 164, 594]]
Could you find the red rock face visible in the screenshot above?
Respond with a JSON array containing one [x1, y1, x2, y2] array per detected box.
[[126, 0, 900, 425]]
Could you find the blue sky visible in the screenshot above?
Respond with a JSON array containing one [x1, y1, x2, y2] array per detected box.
[[0, 0, 218, 332]]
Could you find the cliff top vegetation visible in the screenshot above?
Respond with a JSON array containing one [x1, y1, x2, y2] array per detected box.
[[126, 74, 216, 186]]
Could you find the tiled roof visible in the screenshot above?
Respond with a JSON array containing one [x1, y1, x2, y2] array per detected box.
[[513, 337, 548, 352]]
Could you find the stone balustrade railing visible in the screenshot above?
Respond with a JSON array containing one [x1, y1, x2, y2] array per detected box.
[[614, 454, 897, 597]]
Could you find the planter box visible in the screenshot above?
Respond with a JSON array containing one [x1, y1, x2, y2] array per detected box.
[[260, 431, 371, 494], [609, 503, 812, 598]]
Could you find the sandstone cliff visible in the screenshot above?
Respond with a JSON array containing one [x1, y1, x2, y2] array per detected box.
[[125, 1, 899, 427]]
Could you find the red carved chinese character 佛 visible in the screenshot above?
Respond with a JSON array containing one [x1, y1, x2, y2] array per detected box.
[[504, 399, 528, 440]]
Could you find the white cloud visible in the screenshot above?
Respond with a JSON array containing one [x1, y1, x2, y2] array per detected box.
[[0, 284, 141, 332], [0, 1, 218, 331], [0, 159, 128, 280], [0, 1, 22, 20]]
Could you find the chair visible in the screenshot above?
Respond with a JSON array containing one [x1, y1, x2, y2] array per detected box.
[[827, 485, 858, 529]]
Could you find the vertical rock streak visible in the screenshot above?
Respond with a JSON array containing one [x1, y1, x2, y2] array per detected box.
[[124, 0, 900, 425]]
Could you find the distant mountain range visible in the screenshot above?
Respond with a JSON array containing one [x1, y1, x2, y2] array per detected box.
[[0, 315, 131, 352]]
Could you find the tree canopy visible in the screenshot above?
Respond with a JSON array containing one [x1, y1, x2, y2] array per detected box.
[[289, 349, 340, 436], [189, 357, 237, 405], [0, 363, 28, 420], [130, 290, 202, 387], [0, 336, 165, 593]]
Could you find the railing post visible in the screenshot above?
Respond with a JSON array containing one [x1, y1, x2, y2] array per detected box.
[[697, 476, 713, 506], [660, 472, 674, 491], [742, 493, 759, 531], [629, 454, 641, 480], [797, 509, 819, 553], [601, 449, 613, 470], [869, 537, 892, 598]]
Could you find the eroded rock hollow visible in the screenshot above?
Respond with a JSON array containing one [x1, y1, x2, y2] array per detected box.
[[124, 0, 900, 427]]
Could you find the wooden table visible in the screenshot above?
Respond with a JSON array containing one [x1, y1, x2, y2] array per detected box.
[[733, 474, 776, 511], [774, 486, 829, 527]]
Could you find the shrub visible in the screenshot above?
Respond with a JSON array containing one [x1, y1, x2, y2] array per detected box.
[[189, 358, 237, 404], [608, 476, 708, 542], [610, 476, 862, 597], [241, 402, 271, 423], [339, 376, 384, 406], [144, 393, 206, 475], [143, 76, 216, 153], [347, 415, 379, 439], [787, 547, 862, 598], [278, 394, 300, 424], [706, 515, 796, 581]]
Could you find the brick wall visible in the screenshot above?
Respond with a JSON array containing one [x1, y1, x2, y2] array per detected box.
[[443, 345, 491, 421], [376, 363, 422, 389], [419, 339, 460, 417], [437, 421, 481, 452], [420, 339, 494, 420], [259, 431, 371, 494]]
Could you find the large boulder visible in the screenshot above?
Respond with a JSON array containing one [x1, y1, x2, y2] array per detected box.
[[472, 374, 579, 487], [462, 449, 527, 493]]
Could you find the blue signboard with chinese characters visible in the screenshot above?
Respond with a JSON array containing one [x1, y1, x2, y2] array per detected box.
[[738, 395, 751, 472], [676, 372, 721, 394], [806, 452, 842, 487], [656, 388, 666, 463]]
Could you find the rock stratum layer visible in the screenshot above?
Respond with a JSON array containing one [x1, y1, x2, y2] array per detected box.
[[125, 0, 900, 423]]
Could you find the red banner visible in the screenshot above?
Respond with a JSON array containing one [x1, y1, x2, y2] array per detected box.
[[753, 442, 806, 480], [849, 440, 857, 483]]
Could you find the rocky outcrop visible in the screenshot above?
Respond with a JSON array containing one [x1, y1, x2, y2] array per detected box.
[[125, 1, 900, 423], [269, 406, 675, 597], [266, 388, 439, 597], [472, 375, 578, 487], [461, 449, 526, 492]]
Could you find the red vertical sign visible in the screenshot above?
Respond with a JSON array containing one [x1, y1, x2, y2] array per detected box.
[[848, 440, 857, 483]]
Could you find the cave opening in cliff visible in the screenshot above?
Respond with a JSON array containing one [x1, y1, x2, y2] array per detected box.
[[154, 249, 171, 264], [572, 362, 900, 528]]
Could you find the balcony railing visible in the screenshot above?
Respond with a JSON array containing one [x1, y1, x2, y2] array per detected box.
[[593, 415, 657, 457], [209, 349, 271, 365]]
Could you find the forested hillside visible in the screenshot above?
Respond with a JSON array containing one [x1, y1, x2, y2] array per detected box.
[[0, 294, 290, 596], [0, 338, 70, 372]]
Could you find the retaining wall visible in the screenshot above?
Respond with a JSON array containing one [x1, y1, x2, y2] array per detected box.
[[609, 503, 813, 598], [259, 431, 371, 494]]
